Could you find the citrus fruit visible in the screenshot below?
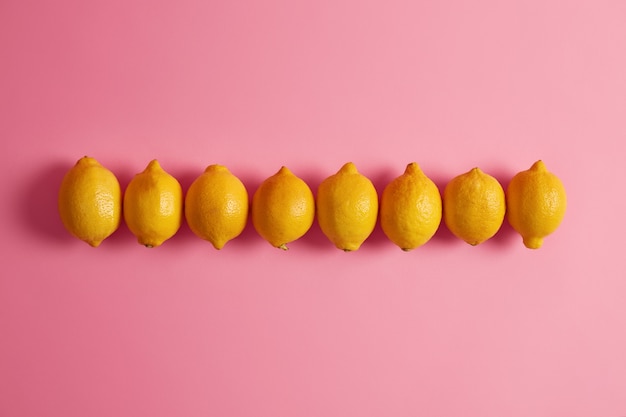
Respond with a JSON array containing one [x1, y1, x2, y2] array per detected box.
[[506, 160, 567, 249], [380, 162, 442, 250], [185, 165, 249, 249], [58, 156, 121, 247], [123, 160, 183, 247], [252, 166, 315, 250], [316, 162, 378, 251], [443, 167, 505, 245]]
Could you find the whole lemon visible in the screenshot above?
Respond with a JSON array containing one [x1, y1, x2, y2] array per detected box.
[[252, 166, 315, 250], [380, 162, 442, 251], [58, 156, 121, 247], [316, 162, 378, 251], [185, 165, 249, 249], [443, 167, 505, 245], [506, 160, 567, 249], [123, 160, 183, 247]]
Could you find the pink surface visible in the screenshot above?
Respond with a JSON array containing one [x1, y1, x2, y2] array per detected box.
[[1, 0, 625, 416]]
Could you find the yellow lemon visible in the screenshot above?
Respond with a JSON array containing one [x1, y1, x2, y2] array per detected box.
[[443, 167, 505, 245], [316, 162, 378, 251], [380, 162, 442, 251], [185, 165, 249, 249], [252, 166, 315, 250], [123, 160, 183, 247], [506, 160, 567, 249], [58, 156, 121, 247]]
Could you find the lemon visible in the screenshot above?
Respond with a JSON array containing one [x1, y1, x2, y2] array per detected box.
[[185, 165, 249, 249], [443, 167, 505, 245], [506, 160, 567, 249], [316, 162, 378, 251], [123, 160, 183, 247], [380, 162, 442, 251], [252, 166, 315, 250], [58, 156, 121, 247]]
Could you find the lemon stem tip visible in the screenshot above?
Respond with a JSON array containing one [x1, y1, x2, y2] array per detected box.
[[339, 162, 358, 174], [523, 237, 543, 249], [405, 162, 421, 174], [146, 159, 161, 170], [205, 164, 228, 173], [531, 160, 547, 172], [278, 166, 292, 175]]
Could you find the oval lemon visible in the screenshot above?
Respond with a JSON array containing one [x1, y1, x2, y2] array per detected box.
[[185, 165, 249, 249], [380, 162, 442, 251], [252, 166, 315, 250], [506, 160, 567, 249], [123, 160, 183, 248], [443, 167, 505, 245], [316, 162, 378, 251], [58, 156, 121, 247]]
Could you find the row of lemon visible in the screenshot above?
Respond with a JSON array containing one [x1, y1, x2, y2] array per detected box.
[[58, 157, 567, 251]]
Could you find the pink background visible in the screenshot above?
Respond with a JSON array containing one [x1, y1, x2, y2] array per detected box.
[[1, 0, 625, 416]]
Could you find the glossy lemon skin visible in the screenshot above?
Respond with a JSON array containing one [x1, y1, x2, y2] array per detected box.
[[252, 166, 315, 250], [123, 160, 183, 247], [506, 160, 567, 249], [380, 163, 442, 251], [443, 167, 505, 245], [316, 162, 378, 251], [185, 165, 249, 250], [58, 156, 122, 247]]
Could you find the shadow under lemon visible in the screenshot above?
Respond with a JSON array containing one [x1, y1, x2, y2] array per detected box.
[[19, 161, 76, 244]]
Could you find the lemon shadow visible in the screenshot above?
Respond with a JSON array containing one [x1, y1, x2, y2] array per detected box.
[[417, 171, 462, 247], [489, 167, 519, 249], [19, 160, 75, 244], [296, 167, 336, 252], [164, 167, 206, 249]]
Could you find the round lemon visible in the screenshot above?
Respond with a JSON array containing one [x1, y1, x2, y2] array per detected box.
[[58, 156, 121, 247], [316, 162, 378, 251], [252, 166, 315, 250], [380, 162, 442, 251], [506, 160, 567, 249], [123, 160, 183, 247], [185, 165, 249, 249], [443, 167, 505, 245]]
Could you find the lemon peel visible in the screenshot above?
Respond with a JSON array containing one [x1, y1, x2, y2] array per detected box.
[[58, 156, 121, 247]]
